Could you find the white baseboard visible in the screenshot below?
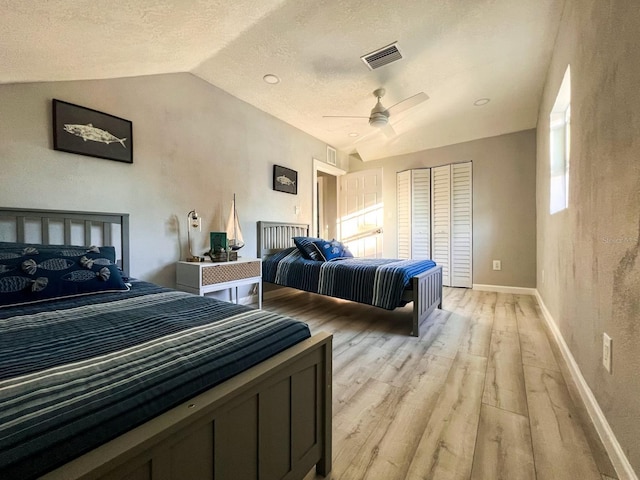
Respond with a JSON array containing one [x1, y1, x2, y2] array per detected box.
[[472, 284, 537, 295], [535, 290, 638, 480]]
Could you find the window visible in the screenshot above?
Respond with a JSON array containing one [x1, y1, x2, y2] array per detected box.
[[550, 65, 571, 214]]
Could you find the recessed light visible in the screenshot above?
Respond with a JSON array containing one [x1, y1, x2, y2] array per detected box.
[[263, 74, 280, 84], [474, 98, 490, 106], [348, 132, 359, 137]]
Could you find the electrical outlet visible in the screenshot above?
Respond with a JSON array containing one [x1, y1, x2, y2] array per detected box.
[[492, 260, 501, 271], [603, 333, 612, 373]]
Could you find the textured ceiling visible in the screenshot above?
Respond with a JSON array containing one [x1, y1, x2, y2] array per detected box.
[[0, 0, 564, 161]]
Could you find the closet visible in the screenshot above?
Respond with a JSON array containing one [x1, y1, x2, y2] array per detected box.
[[397, 162, 472, 287]]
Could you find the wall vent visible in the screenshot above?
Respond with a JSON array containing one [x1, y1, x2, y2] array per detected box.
[[327, 146, 337, 166], [361, 42, 403, 70]]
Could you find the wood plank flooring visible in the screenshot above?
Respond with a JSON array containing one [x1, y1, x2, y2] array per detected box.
[[262, 287, 617, 480]]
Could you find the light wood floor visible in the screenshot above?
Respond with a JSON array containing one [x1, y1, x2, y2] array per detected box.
[[263, 287, 618, 480]]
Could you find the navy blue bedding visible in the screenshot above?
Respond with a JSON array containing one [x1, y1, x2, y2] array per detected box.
[[264, 247, 437, 310], [0, 281, 310, 479]]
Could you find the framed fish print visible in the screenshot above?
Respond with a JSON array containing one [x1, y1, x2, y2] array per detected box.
[[273, 165, 297, 195], [52, 99, 133, 163]]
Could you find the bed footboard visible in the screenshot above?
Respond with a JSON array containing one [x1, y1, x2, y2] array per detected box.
[[410, 265, 443, 337], [42, 332, 333, 480]]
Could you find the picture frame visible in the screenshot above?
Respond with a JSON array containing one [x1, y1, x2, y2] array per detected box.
[[52, 99, 133, 164], [209, 232, 228, 253], [273, 165, 298, 195]]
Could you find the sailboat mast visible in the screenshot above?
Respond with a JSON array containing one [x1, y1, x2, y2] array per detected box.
[[233, 193, 237, 245]]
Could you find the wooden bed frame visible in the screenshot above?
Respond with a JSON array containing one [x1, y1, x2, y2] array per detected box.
[[257, 221, 443, 337], [0, 208, 333, 480]]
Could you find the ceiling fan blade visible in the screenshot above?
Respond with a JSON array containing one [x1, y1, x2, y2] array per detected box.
[[380, 123, 396, 138], [387, 92, 429, 115], [322, 115, 369, 119]]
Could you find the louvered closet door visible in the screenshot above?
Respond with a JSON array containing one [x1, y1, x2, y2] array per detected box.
[[451, 163, 473, 288], [411, 169, 431, 259], [431, 166, 451, 285], [397, 170, 411, 259]]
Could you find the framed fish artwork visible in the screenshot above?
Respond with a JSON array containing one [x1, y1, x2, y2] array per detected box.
[[52, 99, 133, 164], [273, 165, 297, 195]]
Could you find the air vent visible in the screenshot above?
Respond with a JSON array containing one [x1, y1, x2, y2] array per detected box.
[[361, 42, 403, 70], [327, 146, 337, 166]]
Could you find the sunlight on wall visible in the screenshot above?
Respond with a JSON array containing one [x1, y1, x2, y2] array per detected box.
[[339, 202, 384, 257]]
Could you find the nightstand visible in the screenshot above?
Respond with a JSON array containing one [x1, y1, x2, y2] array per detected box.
[[176, 257, 262, 309]]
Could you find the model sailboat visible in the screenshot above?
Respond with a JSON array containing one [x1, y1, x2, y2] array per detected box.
[[226, 193, 244, 250]]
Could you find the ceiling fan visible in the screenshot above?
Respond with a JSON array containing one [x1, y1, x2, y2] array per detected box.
[[323, 88, 429, 138]]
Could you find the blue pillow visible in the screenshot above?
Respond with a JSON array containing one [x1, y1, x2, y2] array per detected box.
[[0, 246, 128, 307], [311, 239, 353, 261], [292, 236, 324, 261], [0, 242, 117, 264]]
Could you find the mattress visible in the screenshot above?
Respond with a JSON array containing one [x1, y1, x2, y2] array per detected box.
[[263, 247, 437, 310], [0, 281, 310, 479]]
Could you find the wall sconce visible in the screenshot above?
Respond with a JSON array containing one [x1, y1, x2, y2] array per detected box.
[[186, 209, 204, 262]]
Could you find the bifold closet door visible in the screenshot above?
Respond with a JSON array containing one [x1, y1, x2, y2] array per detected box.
[[431, 166, 451, 285], [397, 169, 430, 260], [397, 170, 411, 259], [431, 162, 473, 287], [450, 163, 472, 288]]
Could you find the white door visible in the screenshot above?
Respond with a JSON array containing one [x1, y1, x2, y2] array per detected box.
[[431, 162, 473, 287], [397, 170, 411, 259], [431, 165, 451, 285], [451, 162, 473, 287], [397, 169, 431, 259], [411, 169, 431, 259], [339, 168, 383, 258]]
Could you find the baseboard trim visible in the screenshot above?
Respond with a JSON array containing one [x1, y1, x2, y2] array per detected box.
[[472, 284, 536, 295], [535, 290, 638, 480]]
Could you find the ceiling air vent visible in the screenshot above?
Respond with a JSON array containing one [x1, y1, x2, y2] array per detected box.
[[361, 42, 403, 70]]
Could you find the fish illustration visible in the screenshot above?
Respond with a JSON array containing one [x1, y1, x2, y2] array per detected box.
[[0, 265, 16, 274], [55, 246, 100, 257], [0, 252, 20, 260], [0, 276, 48, 293], [22, 258, 74, 274], [276, 175, 296, 186], [64, 123, 127, 148], [80, 256, 112, 269], [62, 267, 111, 282]]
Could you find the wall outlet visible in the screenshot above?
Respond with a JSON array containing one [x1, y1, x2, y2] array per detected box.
[[492, 260, 501, 271], [603, 333, 612, 373]]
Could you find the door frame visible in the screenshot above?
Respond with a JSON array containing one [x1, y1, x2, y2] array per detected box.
[[312, 158, 345, 238]]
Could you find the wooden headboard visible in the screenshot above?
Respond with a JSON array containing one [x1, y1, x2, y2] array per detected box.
[[0, 207, 130, 276], [257, 221, 309, 258]]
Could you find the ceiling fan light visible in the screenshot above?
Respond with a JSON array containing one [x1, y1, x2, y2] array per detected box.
[[369, 113, 388, 127]]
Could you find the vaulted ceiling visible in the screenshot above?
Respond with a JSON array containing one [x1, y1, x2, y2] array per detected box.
[[1, 0, 564, 161]]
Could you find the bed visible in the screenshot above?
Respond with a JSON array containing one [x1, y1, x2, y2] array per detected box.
[[0, 208, 332, 480], [257, 221, 442, 337]]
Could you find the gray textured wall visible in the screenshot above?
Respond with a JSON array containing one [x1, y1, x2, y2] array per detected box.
[[349, 129, 537, 288], [0, 73, 342, 288], [536, 0, 640, 473]]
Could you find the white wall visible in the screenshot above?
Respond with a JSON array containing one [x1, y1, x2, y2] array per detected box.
[[0, 73, 344, 288], [349, 129, 537, 288], [536, 0, 640, 474]]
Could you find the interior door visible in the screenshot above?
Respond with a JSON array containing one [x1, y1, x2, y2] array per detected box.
[[339, 168, 383, 258], [431, 165, 451, 285]]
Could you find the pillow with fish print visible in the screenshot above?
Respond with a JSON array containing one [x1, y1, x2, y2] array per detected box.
[[0, 242, 116, 264], [0, 249, 128, 307]]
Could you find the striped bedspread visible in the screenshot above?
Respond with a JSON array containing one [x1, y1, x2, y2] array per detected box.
[[0, 282, 310, 479], [263, 247, 437, 310]]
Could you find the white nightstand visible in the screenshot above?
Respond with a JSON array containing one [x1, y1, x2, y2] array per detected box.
[[176, 257, 262, 309]]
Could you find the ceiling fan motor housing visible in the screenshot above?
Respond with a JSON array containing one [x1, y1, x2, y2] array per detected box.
[[369, 112, 388, 127]]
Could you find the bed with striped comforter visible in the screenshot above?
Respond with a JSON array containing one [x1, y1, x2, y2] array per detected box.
[[0, 281, 310, 479], [263, 247, 437, 310]]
